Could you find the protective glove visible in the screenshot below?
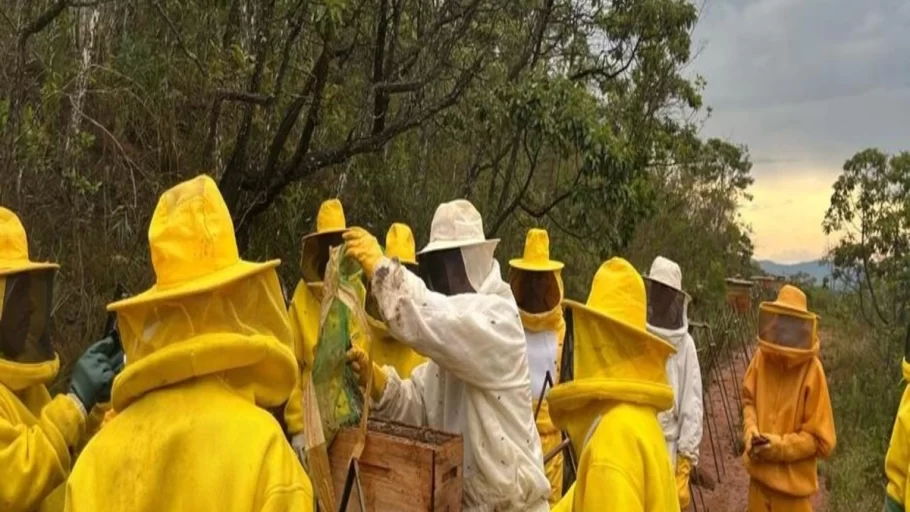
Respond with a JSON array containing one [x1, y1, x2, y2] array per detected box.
[[291, 433, 307, 465], [884, 494, 904, 512], [346, 346, 388, 401], [70, 336, 122, 411], [343, 227, 383, 279], [676, 456, 692, 509]]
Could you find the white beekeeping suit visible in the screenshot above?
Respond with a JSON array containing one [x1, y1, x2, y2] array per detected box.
[[362, 200, 550, 512], [644, 256, 703, 510]]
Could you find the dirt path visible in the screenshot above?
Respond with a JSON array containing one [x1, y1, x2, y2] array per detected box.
[[690, 340, 829, 512]]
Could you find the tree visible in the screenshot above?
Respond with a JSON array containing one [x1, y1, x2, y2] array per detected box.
[[823, 148, 910, 327], [626, 134, 755, 308], [0, 0, 753, 359]]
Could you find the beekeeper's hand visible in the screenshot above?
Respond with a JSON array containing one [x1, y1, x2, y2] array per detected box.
[[343, 227, 383, 279], [752, 433, 782, 462], [69, 336, 121, 413], [744, 426, 760, 457], [347, 346, 388, 401]]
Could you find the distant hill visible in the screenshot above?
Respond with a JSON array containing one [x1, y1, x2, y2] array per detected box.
[[755, 259, 831, 284]]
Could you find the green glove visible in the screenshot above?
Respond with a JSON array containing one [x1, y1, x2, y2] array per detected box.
[[70, 336, 122, 410], [885, 495, 904, 512]]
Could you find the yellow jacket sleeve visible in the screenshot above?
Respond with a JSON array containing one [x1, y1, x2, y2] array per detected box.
[[0, 394, 85, 512], [886, 384, 910, 506], [551, 483, 574, 512], [742, 353, 760, 443], [261, 491, 314, 512], [284, 281, 317, 436], [579, 463, 644, 511], [760, 361, 836, 463], [284, 371, 305, 436]]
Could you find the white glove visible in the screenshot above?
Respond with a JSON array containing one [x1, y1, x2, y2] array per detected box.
[[291, 433, 307, 464]]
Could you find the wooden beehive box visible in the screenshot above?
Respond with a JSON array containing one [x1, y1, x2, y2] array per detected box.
[[725, 278, 753, 313], [329, 419, 463, 512]]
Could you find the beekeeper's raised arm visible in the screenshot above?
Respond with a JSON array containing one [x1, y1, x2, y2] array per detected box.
[[344, 200, 550, 512]]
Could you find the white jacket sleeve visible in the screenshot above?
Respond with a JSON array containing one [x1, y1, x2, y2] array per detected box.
[[677, 333, 703, 464], [374, 362, 429, 426], [370, 258, 528, 390]]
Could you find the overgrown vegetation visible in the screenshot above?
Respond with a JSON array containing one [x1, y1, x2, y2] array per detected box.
[[820, 302, 900, 511], [817, 148, 910, 511], [1, 1, 754, 391]]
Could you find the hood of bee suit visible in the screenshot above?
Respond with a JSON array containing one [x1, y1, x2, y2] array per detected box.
[[757, 285, 819, 365], [0, 208, 60, 390], [549, 258, 676, 431], [107, 175, 297, 412], [644, 256, 690, 348]]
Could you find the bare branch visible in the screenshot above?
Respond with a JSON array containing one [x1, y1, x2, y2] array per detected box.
[[857, 221, 891, 325], [570, 36, 643, 82], [220, 0, 279, 209], [507, 0, 556, 80], [18, 0, 70, 50], [282, 36, 334, 182], [486, 133, 541, 237], [520, 166, 583, 218], [273, 0, 308, 99], [152, 0, 205, 76], [71, 0, 117, 7], [0, 8, 17, 31], [236, 55, 486, 230], [203, 90, 276, 167], [216, 91, 274, 105], [373, 79, 425, 94], [372, 0, 391, 134]]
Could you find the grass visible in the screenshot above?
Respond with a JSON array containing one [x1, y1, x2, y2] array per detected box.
[[819, 307, 904, 511]]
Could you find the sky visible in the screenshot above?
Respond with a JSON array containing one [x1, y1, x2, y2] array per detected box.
[[689, 0, 910, 263]]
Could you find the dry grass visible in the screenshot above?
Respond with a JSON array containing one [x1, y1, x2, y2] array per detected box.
[[819, 308, 902, 511]]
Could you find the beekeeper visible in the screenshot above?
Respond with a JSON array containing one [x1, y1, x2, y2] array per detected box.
[[64, 175, 314, 511], [0, 207, 121, 512], [742, 284, 836, 512], [362, 223, 426, 378], [285, 199, 367, 457], [549, 258, 679, 511], [344, 199, 550, 511], [644, 256, 703, 510], [508, 228, 566, 505], [885, 339, 910, 512]]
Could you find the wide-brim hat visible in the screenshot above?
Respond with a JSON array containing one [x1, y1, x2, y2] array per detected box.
[[385, 223, 417, 266], [509, 228, 563, 272], [301, 199, 348, 240], [763, 284, 814, 316], [644, 255, 690, 300], [0, 208, 59, 277], [417, 199, 499, 254], [109, 175, 279, 311], [549, 258, 676, 419]]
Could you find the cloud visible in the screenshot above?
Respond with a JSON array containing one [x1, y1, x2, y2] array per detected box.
[[689, 0, 910, 262], [694, 0, 910, 110], [739, 170, 839, 262]]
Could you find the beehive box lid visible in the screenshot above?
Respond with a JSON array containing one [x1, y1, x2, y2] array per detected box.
[[725, 277, 753, 288]]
